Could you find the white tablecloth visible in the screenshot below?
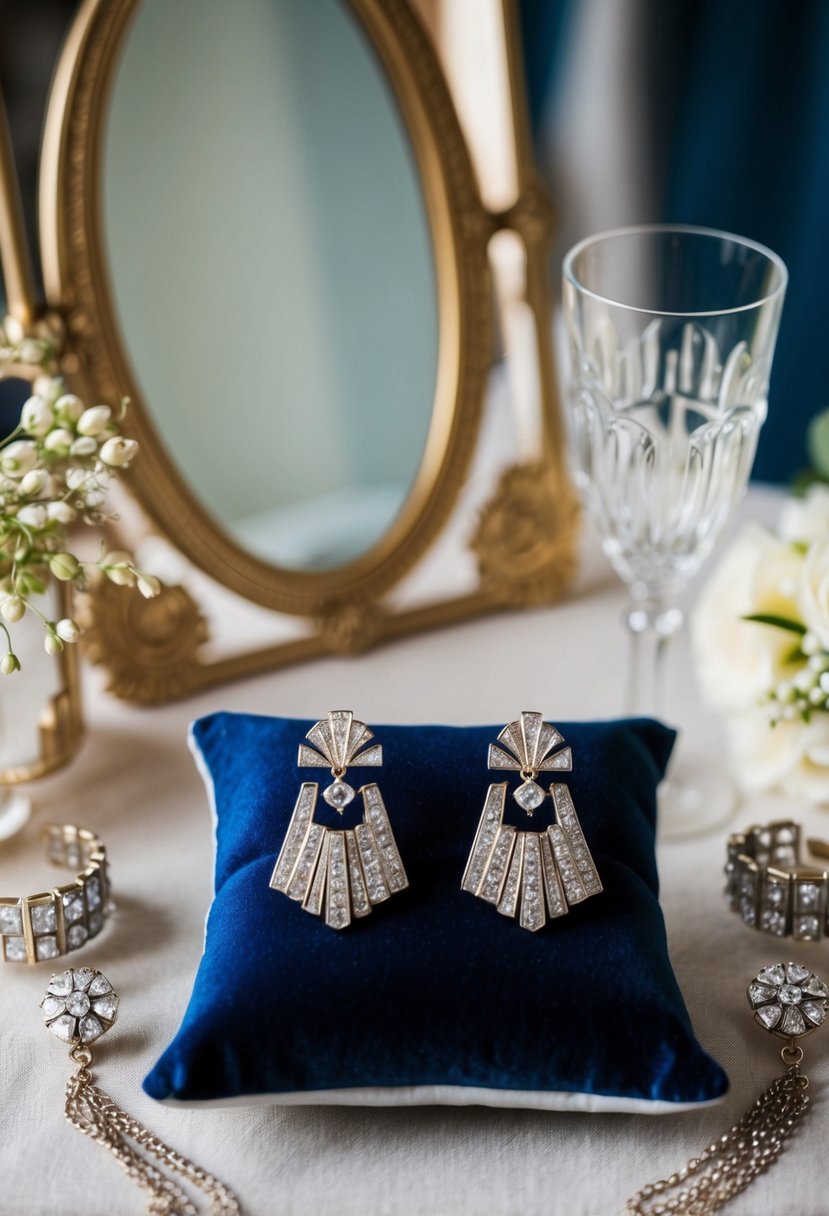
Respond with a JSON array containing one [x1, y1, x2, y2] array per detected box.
[[1, 487, 826, 1216]]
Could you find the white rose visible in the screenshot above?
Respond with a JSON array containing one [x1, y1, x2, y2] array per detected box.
[[726, 709, 829, 804], [725, 709, 803, 792], [691, 524, 804, 713], [779, 485, 829, 545], [798, 537, 829, 650]]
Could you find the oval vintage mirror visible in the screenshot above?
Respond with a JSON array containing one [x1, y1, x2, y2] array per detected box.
[[40, 0, 491, 616], [104, 0, 437, 574]]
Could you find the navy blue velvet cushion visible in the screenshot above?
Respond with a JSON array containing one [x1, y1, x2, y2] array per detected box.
[[144, 713, 727, 1108]]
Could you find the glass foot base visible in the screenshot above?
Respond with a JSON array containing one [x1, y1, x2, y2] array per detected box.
[[658, 756, 738, 840], [0, 788, 32, 842]]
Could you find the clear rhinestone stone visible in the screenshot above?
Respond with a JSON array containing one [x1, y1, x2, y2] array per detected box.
[[796, 916, 820, 940], [35, 936, 59, 961], [88, 974, 112, 997], [4, 936, 27, 961], [802, 1001, 826, 1026], [92, 994, 118, 1022], [85, 877, 101, 910], [786, 962, 811, 984], [73, 968, 95, 990], [41, 995, 65, 1019], [804, 976, 828, 998], [66, 991, 90, 1017], [62, 893, 84, 923], [0, 904, 22, 934], [761, 909, 786, 935], [758, 964, 786, 987], [67, 924, 88, 950], [748, 983, 775, 1007], [30, 903, 57, 934], [88, 912, 103, 937], [48, 1014, 77, 1043], [798, 884, 821, 910], [513, 780, 545, 812], [779, 983, 803, 1006], [756, 1004, 782, 1030], [48, 970, 74, 996], [766, 885, 786, 907], [79, 1015, 104, 1043], [322, 779, 355, 811], [780, 1006, 806, 1036]]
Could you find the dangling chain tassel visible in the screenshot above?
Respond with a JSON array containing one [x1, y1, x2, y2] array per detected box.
[[625, 1043, 809, 1216], [65, 1047, 241, 1216]]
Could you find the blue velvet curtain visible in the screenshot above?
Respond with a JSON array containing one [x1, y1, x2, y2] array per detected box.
[[520, 0, 829, 483]]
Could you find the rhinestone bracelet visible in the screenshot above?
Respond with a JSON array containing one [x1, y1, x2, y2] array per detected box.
[[0, 824, 111, 963], [725, 820, 829, 943]]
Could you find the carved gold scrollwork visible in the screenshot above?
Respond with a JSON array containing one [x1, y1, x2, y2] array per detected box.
[[471, 461, 580, 608], [80, 578, 209, 706]]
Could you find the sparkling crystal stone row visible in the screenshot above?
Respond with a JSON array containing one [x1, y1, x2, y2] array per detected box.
[[726, 821, 828, 941], [747, 961, 828, 1038], [41, 968, 118, 1044], [1, 825, 110, 964], [463, 721, 602, 932], [270, 782, 408, 930]]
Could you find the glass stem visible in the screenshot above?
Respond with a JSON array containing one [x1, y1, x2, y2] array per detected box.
[[624, 591, 684, 719]]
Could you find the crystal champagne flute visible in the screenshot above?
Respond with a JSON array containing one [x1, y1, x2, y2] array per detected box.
[[562, 225, 787, 835]]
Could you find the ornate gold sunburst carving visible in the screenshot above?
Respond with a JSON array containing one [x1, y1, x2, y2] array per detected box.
[[80, 578, 209, 706], [471, 461, 581, 608]]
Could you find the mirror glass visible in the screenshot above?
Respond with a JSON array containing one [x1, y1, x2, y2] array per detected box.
[[103, 0, 438, 571]]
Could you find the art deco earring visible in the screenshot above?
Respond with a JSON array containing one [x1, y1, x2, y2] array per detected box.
[[461, 711, 602, 931], [269, 711, 408, 930], [41, 967, 241, 1213], [626, 962, 827, 1214]]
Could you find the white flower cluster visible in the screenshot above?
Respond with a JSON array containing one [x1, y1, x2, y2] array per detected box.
[[692, 485, 829, 803], [0, 354, 159, 673]]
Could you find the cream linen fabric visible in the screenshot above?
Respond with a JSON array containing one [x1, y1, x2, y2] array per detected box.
[[1, 488, 826, 1216]]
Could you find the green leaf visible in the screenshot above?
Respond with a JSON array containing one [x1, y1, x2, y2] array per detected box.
[[808, 407, 829, 480], [784, 640, 804, 664], [742, 613, 807, 635]]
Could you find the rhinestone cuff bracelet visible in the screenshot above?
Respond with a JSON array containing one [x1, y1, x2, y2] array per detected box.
[[725, 820, 829, 942], [0, 824, 110, 963]]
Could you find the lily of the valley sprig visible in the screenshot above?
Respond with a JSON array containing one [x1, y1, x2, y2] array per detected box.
[[0, 317, 158, 673]]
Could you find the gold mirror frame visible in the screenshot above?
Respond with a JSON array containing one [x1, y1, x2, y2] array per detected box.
[[36, 0, 580, 703]]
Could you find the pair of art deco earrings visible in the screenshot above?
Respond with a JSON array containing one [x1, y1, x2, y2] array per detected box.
[[269, 710, 602, 931]]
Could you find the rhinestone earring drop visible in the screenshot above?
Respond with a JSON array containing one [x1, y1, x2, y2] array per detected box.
[[269, 711, 408, 929], [461, 712, 602, 931]]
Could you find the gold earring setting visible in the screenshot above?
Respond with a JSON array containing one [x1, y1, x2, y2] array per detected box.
[[269, 711, 408, 930], [462, 712, 602, 931]]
